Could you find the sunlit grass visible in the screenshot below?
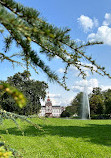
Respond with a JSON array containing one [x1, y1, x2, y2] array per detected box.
[[0, 118, 111, 158]]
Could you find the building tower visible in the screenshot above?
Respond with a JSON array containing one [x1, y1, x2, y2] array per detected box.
[[45, 96, 52, 117]]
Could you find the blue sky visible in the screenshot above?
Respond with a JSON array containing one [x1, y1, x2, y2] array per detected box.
[[1, 0, 111, 106]]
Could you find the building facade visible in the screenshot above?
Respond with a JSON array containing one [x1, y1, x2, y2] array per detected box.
[[39, 96, 65, 117]]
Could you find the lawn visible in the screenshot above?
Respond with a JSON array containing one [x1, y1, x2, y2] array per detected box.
[[0, 118, 111, 158]]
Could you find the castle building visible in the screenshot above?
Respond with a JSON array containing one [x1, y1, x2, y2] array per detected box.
[[39, 96, 65, 117]]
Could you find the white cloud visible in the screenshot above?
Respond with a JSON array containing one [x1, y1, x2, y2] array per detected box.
[[72, 78, 111, 94], [103, 13, 111, 26], [49, 93, 61, 98], [49, 93, 61, 105], [55, 55, 61, 59], [78, 15, 99, 32], [57, 68, 65, 73], [88, 25, 111, 45], [41, 93, 73, 107], [94, 18, 99, 27], [100, 85, 111, 91], [41, 93, 61, 106], [87, 12, 111, 46], [51, 98, 61, 106], [72, 78, 99, 94], [59, 97, 74, 106]]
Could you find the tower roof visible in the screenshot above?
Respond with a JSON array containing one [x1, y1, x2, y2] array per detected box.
[[45, 96, 52, 106], [47, 96, 50, 102]]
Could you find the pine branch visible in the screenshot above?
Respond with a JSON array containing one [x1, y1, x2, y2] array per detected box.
[[0, 109, 41, 130], [0, 52, 23, 66], [0, 0, 110, 89]]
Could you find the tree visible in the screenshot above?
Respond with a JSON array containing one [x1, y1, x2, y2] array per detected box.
[[0, 71, 48, 115], [60, 110, 70, 117], [61, 105, 78, 117], [70, 92, 83, 116], [92, 87, 103, 95], [61, 92, 83, 117], [103, 89, 111, 114], [89, 87, 105, 115], [90, 95, 104, 115]]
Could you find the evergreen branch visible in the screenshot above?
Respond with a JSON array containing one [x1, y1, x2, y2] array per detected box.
[[0, 0, 70, 42], [0, 0, 40, 19], [0, 16, 69, 89], [29, 50, 60, 82], [62, 64, 69, 86], [4, 35, 13, 52], [76, 62, 104, 76], [62, 42, 111, 78], [0, 52, 23, 66], [76, 41, 103, 49], [0, 109, 41, 130], [74, 63, 87, 79]]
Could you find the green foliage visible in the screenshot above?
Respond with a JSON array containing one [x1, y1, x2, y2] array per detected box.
[[103, 89, 111, 114], [71, 92, 83, 116], [61, 92, 83, 117], [0, 71, 48, 115], [90, 95, 104, 115], [89, 87, 105, 115], [0, 82, 26, 108], [92, 87, 102, 95], [60, 110, 70, 117], [91, 114, 111, 119]]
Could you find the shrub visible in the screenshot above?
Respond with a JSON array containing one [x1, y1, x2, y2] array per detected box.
[[91, 114, 111, 119]]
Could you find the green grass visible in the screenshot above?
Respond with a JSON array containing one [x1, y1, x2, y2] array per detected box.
[[0, 118, 111, 158]]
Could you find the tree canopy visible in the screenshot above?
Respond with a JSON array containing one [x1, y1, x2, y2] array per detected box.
[[0, 71, 48, 115], [103, 89, 111, 114], [61, 92, 83, 117], [89, 88, 105, 115]]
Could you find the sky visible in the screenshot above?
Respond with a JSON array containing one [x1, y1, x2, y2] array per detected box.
[[1, 0, 111, 106]]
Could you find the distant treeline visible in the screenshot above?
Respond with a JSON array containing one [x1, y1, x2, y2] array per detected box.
[[61, 87, 111, 119]]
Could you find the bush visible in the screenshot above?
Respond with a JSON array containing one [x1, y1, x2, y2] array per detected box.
[[60, 111, 70, 117], [91, 114, 111, 119]]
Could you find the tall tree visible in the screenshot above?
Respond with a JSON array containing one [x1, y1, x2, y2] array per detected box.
[[61, 92, 83, 117], [103, 89, 111, 114], [89, 87, 105, 115], [71, 92, 83, 116], [0, 71, 48, 115]]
